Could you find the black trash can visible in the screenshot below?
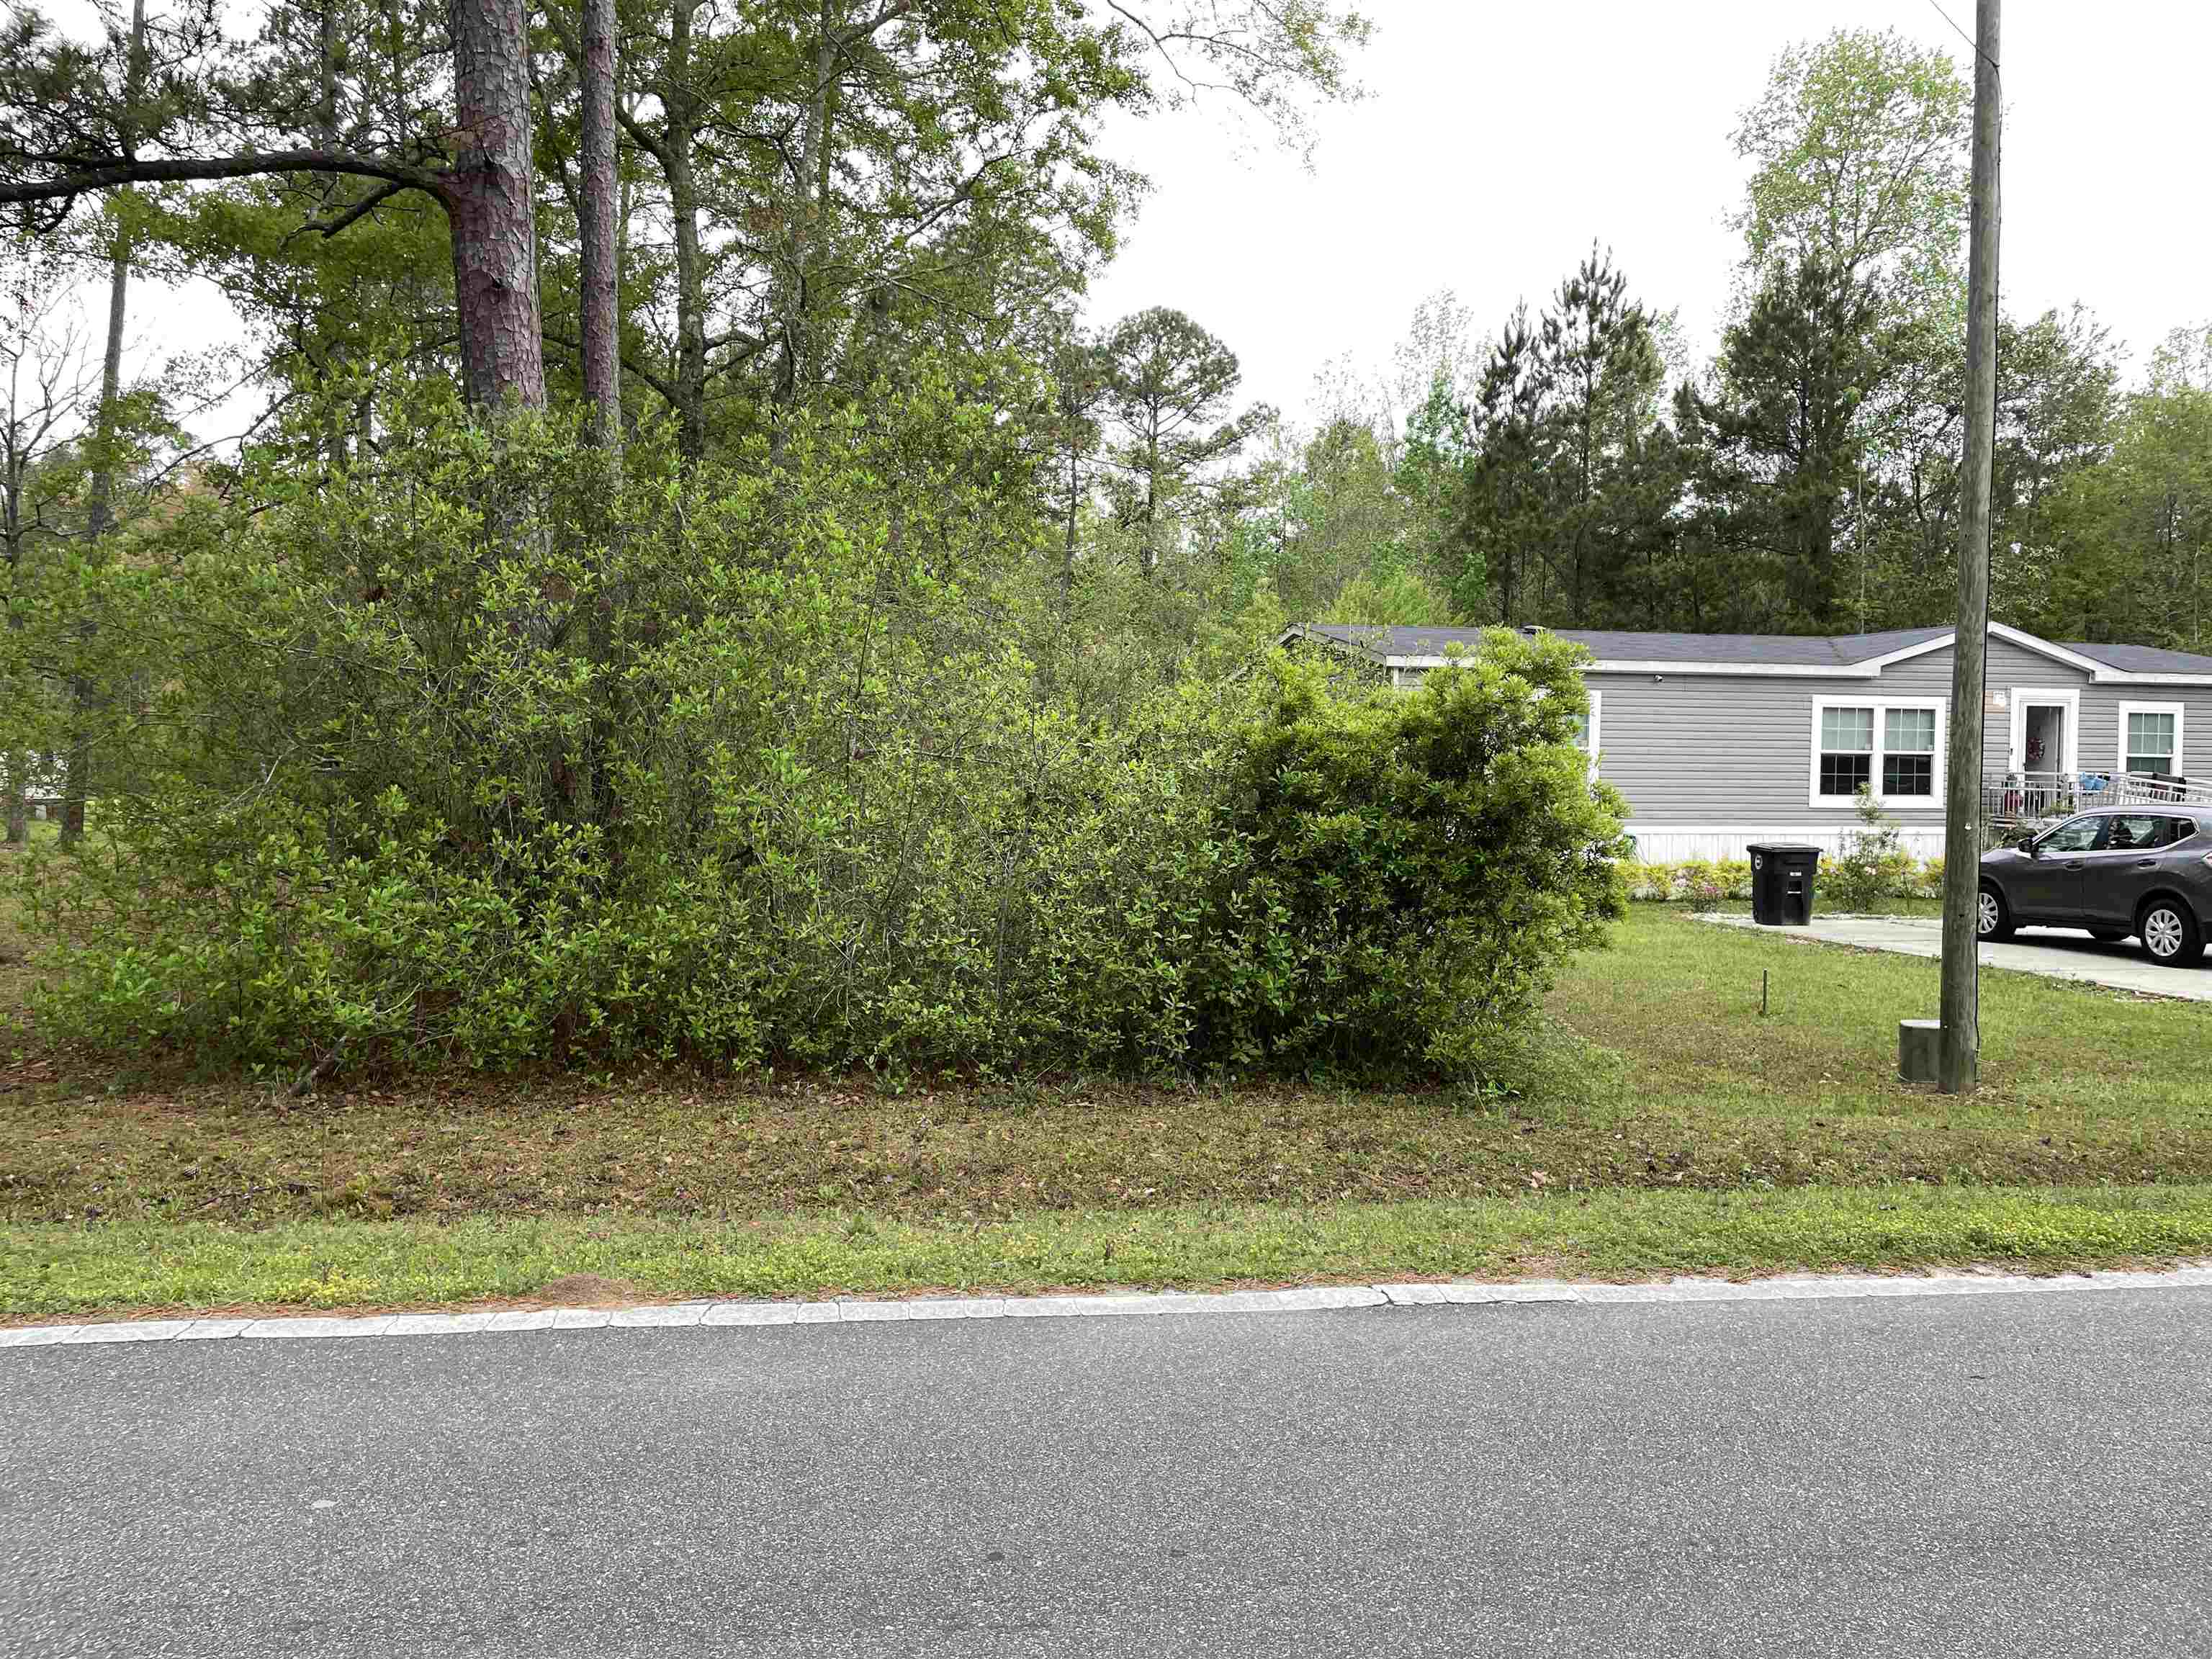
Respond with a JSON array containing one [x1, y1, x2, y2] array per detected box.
[[1747, 843, 1820, 926]]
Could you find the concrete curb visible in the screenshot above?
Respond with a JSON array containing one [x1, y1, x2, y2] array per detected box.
[[4, 1264, 2210, 1352]]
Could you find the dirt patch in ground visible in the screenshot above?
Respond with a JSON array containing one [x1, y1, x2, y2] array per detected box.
[[530, 1272, 642, 1306]]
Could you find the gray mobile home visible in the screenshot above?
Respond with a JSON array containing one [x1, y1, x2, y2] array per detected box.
[[1282, 622, 2212, 862]]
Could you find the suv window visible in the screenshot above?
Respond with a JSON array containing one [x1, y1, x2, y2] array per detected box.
[[2039, 816, 2106, 855], [2177, 817, 2208, 844], [2105, 814, 2169, 851]]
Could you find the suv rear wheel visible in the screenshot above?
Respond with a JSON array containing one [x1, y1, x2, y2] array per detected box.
[[2137, 898, 2203, 966]]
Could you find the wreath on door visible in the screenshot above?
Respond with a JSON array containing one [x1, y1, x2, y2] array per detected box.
[[2026, 734, 2046, 765]]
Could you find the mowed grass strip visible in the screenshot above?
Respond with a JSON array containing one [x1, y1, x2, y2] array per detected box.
[[1550, 909, 2212, 1121], [7, 1184, 2212, 1321], [5, 909, 2209, 1230]]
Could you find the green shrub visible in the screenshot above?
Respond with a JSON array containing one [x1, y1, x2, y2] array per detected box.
[[19, 392, 1625, 1087], [1197, 644, 1627, 1078], [1621, 857, 1753, 904], [1825, 788, 1918, 912]]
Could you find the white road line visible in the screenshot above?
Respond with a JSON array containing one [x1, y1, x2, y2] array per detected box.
[[6, 1264, 2211, 1351]]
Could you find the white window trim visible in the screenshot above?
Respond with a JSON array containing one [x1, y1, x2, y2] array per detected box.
[[1808, 696, 1947, 808], [2116, 700, 2186, 778], [2005, 686, 2081, 775], [1519, 683, 1602, 779]]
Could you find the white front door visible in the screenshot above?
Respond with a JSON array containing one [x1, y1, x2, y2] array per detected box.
[[2008, 688, 2080, 776]]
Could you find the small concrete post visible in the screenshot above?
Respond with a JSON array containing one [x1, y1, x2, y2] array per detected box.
[[1899, 1018, 1942, 1084]]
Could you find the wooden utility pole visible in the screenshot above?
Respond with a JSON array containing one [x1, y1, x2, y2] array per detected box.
[[1938, 0, 2001, 1094]]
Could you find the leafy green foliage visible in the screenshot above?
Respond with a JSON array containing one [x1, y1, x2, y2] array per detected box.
[[1318, 562, 1452, 626], [2039, 328, 2212, 652], [1825, 788, 1917, 912], [1203, 637, 1626, 1079], [1729, 27, 1969, 307], [19, 390, 1622, 1085]]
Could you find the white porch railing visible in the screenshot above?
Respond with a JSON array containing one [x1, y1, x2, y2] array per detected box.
[[1982, 770, 2100, 824], [2113, 771, 2212, 807], [1984, 769, 2212, 827]]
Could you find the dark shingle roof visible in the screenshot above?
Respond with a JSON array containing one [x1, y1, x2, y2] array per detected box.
[[1295, 623, 1951, 667], [2062, 641, 2212, 675], [1295, 623, 2212, 678]]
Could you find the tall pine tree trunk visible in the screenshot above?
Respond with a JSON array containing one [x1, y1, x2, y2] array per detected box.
[[1064, 447, 1079, 595], [577, 0, 620, 449], [775, 1, 836, 416], [660, 0, 707, 463], [316, 0, 350, 465], [668, 142, 706, 461], [60, 0, 145, 850], [3, 430, 25, 842], [572, 0, 624, 829], [445, 0, 547, 412]]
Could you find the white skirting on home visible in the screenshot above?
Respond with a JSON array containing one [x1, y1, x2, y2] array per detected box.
[[1622, 824, 1948, 863]]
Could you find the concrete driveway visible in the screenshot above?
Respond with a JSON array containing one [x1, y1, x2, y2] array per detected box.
[[1701, 912, 2212, 1000]]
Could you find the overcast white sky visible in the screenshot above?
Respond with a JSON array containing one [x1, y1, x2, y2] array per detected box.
[[1082, 0, 2212, 426]]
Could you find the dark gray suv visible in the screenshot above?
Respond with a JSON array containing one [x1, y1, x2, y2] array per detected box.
[[1979, 806, 2212, 963]]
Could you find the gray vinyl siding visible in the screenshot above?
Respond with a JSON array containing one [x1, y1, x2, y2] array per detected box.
[[1574, 638, 2077, 829], [1398, 636, 2212, 830], [2076, 685, 2212, 779], [1585, 670, 1936, 828]]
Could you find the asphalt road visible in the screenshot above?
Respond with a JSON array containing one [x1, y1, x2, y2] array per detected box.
[[6, 1289, 2211, 1658]]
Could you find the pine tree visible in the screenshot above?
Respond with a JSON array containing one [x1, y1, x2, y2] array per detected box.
[[1676, 256, 1884, 631]]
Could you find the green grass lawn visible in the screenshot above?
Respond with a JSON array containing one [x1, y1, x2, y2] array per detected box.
[[4, 904, 2209, 1319]]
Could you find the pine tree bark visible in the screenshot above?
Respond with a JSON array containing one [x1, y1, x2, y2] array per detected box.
[[60, 0, 145, 850], [316, 0, 353, 466], [775, 1, 837, 415], [576, 0, 621, 449], [662, 0, 707, 462], [446, 0, 547, 412], [667, 135, 706, 461], [2, 390, 27, 844]]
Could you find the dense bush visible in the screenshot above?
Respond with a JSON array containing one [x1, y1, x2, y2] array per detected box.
[[1199, 642, 1627, 1076], [16, 389, 1624, 1085]]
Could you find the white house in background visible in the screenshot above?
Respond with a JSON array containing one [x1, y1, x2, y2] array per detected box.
[[1281, 621, 2212, 862]]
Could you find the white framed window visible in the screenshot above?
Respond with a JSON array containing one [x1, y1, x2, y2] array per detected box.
[[1816, 704, 1874, 799], [1570, 691, 1601, 779], [1809, 697, 1946, 807], [2118, 701, 2185, 778], [1881, 705, 1938, 799]]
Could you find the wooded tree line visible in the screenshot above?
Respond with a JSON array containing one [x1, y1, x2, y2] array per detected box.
[[1051, 29, 2212, 655], [1, 14, 2206, 801], [0, 0, 1363, 840]]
